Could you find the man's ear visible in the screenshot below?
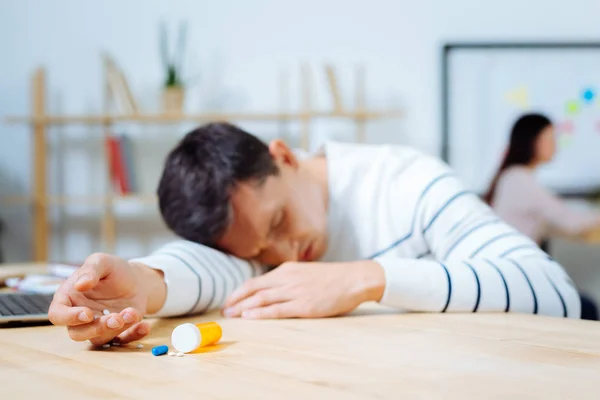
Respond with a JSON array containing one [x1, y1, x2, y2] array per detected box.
[[268, 139, 299, 169]]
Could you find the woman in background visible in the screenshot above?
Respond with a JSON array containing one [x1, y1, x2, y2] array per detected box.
[[485, 113, 600, 245], [485, 113, 600, 320]]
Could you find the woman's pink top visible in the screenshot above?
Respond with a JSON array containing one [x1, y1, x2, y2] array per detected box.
[[492, 166, 600, 243]]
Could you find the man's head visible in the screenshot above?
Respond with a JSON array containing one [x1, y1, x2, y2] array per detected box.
[[158, 122, 328, 265]]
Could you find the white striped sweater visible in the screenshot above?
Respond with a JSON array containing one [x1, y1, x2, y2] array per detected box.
[[132, 142, 581, 318]]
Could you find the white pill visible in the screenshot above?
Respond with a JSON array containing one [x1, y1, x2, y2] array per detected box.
[[168, 351, 176, 356], [136, 344, 144, 349], [176, 352, 184, 357], [103, 309, 110, 315], [102, 344, 111, 348], [112, 342, 120, 346]]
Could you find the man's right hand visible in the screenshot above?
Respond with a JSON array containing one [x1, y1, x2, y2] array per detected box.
[[48, 253, 165, 346]]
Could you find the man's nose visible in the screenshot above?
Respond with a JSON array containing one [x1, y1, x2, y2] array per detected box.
[[268, 240, 299, 262]]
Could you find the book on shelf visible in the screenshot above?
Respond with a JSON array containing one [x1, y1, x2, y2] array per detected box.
[[119, 134, 137, 194], [105, 134, 137, 196]]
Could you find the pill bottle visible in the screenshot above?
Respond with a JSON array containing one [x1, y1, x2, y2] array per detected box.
[[171, 321, 222, 353]]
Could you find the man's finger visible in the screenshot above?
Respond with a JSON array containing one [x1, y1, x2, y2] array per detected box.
[[88, 309, 144, 345], [48, 303, 94, 326], [116, 321, 151, 344], [117, 307, 143, 325], [240, 302, 296, 320], [73, 253, 113, 292], [67, 312, 133, 343], [224, 274, 275, 308], [48, 291, 94, 326], [223, 289, 289, 318]]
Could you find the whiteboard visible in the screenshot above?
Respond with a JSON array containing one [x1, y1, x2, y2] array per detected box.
[[445, 45, 600, 194]]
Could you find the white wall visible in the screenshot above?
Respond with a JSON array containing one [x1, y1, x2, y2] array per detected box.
[[1, 0, 600, 263]]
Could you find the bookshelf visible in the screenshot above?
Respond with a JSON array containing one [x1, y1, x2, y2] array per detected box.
[[5, 110, 402, 125], [3, 65, 403, 262]]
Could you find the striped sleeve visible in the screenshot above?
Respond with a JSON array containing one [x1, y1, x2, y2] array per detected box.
[[375, 158, 581, 318], [130, 241, 264, 317]]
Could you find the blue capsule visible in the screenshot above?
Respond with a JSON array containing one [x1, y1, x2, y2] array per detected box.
[[152, 345, 169, 356]]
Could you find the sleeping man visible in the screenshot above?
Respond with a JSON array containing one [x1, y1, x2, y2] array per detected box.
[[49, 123, 580, 345]]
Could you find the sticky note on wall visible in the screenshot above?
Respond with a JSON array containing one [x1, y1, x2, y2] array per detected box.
[[505, 86, 529, 109], [582, 88, 595, 104], [557, 120, 574, 135], [565, 100, 581, 115]]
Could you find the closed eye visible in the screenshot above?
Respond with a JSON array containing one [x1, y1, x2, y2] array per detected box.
[[269, 210, 285, 239]]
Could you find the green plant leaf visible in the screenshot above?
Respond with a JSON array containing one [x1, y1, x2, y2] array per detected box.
[[160, 20, 188, 88], [165, 64, 183, 87]]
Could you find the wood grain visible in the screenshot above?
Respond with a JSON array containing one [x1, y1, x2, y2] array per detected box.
[[32, 67, 48, 262], [4, 110, 404, 125], [101, 60, 117, 255], [354, 64, 367, 143], [325, 64, 343, 112], [300, 63, 312, 151], [1, 303, 599, 399]]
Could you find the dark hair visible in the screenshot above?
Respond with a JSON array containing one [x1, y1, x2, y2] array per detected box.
[[483, 113, 552, 205], [157, 122, 279, 246]]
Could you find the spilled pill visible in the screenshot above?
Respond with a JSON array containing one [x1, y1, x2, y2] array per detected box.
[[112, 342, 120, 346], [136, 344, 144, 349], [168, 351, 176, 356], [176, 352, 184, 357], [152, 345, 169, 356], [102, 344, 111, 348], [103, 309, 110, 316]]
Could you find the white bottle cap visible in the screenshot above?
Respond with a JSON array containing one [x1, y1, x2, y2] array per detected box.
[[171, 323, 201, 353]]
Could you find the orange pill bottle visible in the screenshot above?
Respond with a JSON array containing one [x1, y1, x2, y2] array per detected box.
[[171, 321, 223, 353]]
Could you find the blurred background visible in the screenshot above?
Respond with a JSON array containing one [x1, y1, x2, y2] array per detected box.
[[1, 0, 600, 301]]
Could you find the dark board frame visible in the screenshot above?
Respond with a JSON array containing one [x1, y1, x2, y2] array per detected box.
[[441, 41, 600, 196]]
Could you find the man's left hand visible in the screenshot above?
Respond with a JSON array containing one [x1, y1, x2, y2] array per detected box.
[[222, 260, 385, 319]]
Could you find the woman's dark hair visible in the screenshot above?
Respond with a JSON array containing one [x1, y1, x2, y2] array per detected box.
[[483, 113, 552, 205]]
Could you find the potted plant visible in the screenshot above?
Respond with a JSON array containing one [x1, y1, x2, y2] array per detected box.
[[160, 20, 188, 113]]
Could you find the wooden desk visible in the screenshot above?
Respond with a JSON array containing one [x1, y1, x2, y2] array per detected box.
[[1, 305, 600, 399]]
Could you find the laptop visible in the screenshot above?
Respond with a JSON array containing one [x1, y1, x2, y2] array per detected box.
[[0, 293, 52, 327], [0, 292, 54, 324], [0, 263, 76, 325]]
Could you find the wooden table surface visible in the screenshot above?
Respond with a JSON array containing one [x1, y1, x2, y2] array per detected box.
[[2, 303, 600, 400]]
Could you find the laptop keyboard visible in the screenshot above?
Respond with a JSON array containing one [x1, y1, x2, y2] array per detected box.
[[0, 293, 53, 316]]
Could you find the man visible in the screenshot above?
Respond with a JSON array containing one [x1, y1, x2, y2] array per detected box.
[[49, 123, 580, 346]]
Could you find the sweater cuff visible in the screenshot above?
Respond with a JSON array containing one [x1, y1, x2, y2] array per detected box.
[[130, 254, 199, 317], [374, 254, 448, 312]]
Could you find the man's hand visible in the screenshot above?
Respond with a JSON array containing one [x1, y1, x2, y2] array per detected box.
[[48, 253, 165, 345], [222, 260, 385, 319]]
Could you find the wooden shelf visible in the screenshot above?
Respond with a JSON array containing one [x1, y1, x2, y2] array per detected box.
[[0, 194, 157, 206], [12, 64, 401, 261], [5, 110, 403, 125]]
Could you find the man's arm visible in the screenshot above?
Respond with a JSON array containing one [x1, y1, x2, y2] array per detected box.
[[375, 162, 581, 318], [48, 242, 264, 344], [216, 156, 580, 320], [131, 240, 265, 317]]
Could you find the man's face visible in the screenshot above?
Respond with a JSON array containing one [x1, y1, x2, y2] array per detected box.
[[216, 141, 328, 266]]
